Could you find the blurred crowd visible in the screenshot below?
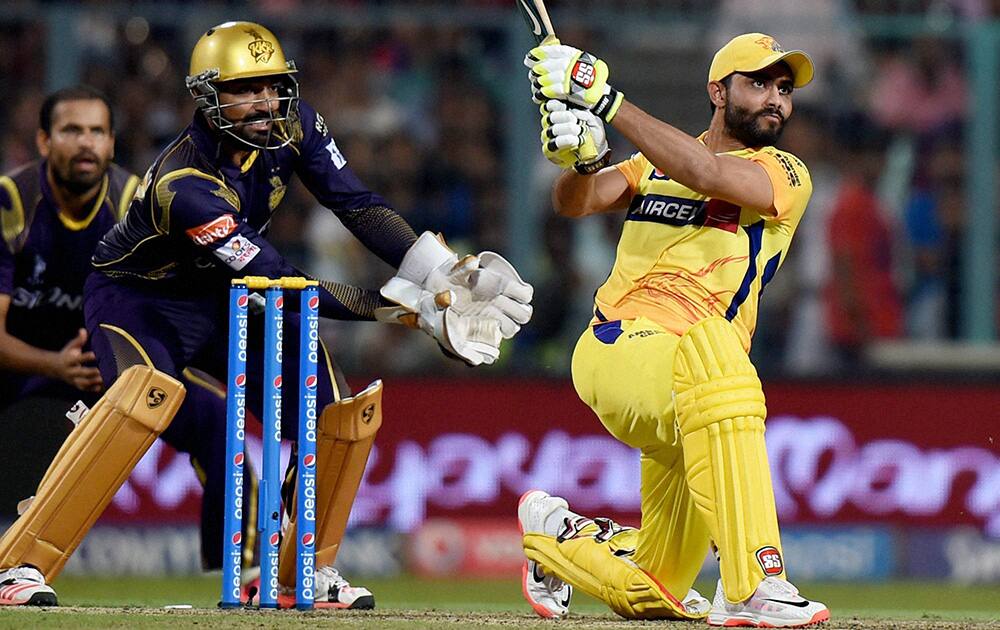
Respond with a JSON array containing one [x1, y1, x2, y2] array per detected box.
[[0, 1, 995, 379]]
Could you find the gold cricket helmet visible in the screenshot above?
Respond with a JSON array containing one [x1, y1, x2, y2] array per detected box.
[[185, 21, 300, 150]]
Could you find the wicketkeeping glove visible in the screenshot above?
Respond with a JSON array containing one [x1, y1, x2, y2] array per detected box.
[[375, 277, 503, 366], [539, 100, 611, 174], [525, 44, 625, 123], [375, 232, 533, 365]]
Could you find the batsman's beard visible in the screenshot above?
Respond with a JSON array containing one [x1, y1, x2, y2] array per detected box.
[[724, 101, 785, 148]]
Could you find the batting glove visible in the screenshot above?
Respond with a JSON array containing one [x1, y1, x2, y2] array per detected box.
[[540, 100, 611, 174], [525, 44, 624, 123]]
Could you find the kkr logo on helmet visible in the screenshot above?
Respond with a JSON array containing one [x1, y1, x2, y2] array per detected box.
[[245, 28, 275, 64], [756, 546, 784, 576], [301, 532, 315, 547], [304, 374, 318, 390], [303, 453, 316, 469]]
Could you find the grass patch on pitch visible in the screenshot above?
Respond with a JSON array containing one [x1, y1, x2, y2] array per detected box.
[[0, 576, 998, 628]]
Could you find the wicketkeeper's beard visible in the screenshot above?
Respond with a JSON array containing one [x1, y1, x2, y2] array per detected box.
[[724, 100, 785, 148], [230, 115, 275, 146]]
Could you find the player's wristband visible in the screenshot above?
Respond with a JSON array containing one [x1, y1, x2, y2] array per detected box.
[[575, 149, 612, 175], [591, 86, 624, 124]]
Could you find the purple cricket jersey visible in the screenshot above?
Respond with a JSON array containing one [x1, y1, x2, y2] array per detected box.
[[0, 160, 137, 352]]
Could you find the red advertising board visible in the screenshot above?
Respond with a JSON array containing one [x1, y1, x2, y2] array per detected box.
[[99, 379, 1000, 538]]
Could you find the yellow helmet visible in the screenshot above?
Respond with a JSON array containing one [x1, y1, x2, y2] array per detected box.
[[185, 21, 300, 150], [188, 21, 296, 83]]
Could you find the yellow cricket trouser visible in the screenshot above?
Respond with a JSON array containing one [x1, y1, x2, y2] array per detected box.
[[570, 317, 711, 598]]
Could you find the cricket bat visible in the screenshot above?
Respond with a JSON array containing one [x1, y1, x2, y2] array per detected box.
[[517, 0, 557, 45]]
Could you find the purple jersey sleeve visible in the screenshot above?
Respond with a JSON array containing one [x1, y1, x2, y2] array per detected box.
[[162, 172, 377, 320], [295, 102, 387, 212], [0, 186, 14, 296], [294, 102, 417, 267], [161, 172, 292, 277], [0, 239, 12, 297]]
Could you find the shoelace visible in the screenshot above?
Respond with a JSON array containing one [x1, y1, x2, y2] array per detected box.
[[760, 577, 800, 599], [318, 566, 350, 591], [3, 567, 42, 583]]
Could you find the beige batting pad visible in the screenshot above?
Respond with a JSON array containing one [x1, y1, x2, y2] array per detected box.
[[0, 366, 185, 581], [278, 380, 382, 587]]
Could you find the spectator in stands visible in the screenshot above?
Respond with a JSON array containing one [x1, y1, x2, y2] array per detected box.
[[903, 138, 966, 339], [870, 36, 966, 135], [823, 116, 903, 364]]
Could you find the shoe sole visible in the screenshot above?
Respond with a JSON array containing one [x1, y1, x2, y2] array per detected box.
[[274, 593, 376, 610], [0, 592, 58, 607], [517, 490, 550, 535], [27, 592, 58, 606], [708, 609, 830, 627]]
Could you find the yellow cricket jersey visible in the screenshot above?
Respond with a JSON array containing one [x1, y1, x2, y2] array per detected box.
[[593, 139, 812, 351]]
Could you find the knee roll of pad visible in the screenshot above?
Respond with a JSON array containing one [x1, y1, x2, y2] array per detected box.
[[672, 318, 766, 433]]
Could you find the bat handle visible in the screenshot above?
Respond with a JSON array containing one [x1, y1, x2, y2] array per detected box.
[[540, 34, 559, 45]]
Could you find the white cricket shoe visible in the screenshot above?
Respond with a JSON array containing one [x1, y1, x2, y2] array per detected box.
[[707, 577, 829, 627], [682, 588, 712, 616], [313, 566, 375, 610], [518, 490, 573, 618], [0, 565, 57, 606]]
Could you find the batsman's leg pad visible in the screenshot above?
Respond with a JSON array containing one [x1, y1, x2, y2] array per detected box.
[[0, 366, 185, 581], [278, 380, 382, 586], [672, 317, 782, 603], [523, 524, 702, 620]]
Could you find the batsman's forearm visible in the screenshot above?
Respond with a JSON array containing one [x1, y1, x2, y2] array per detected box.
[[611, 99, 721, 193], [553, 170, 602, 217], [552, 167, 628, 217]]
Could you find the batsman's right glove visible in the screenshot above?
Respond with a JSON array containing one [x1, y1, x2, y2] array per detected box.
[[539, 100, 612, 174]]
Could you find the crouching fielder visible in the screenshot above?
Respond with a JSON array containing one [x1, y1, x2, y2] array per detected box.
[[518, 34, 829, 627], [0, 21, 532, 608]]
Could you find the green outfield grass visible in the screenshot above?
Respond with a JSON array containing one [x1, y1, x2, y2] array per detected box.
[[0, 575, 998, 629]]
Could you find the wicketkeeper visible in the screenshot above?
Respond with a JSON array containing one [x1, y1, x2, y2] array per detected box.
[[0, 21, 532, 608]]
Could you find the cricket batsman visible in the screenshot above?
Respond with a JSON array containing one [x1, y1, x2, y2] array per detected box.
[[0, 21, 532, 608], [516, 33, 830, 627]]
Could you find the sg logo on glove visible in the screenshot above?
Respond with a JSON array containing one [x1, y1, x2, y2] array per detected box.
[[572, 60, 596, 88]]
